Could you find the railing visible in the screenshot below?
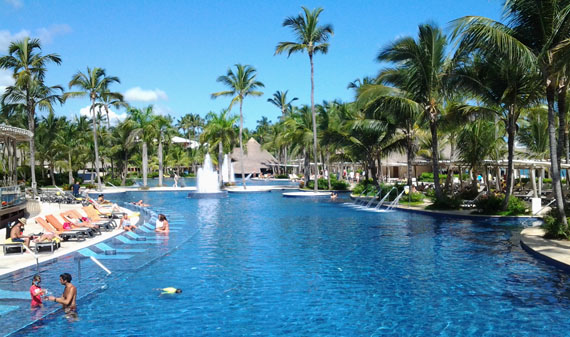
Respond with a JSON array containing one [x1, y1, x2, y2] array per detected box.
[[0, 183, 26, 209]]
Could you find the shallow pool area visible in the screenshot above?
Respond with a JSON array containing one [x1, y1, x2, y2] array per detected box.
[[2, 191, 570, 336]]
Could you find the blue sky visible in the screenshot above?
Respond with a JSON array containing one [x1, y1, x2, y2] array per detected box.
[[0, 0, 502, 130]]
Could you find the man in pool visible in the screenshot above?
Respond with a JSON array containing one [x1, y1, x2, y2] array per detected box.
[[47, 273, 77, 317]]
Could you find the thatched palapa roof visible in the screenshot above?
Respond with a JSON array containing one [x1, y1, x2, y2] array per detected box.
[[230, 138, 278, 174]]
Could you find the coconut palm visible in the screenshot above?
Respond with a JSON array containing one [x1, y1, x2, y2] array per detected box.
[[64, 67, 120, 191], [451, 0, 570, 228], [110, 119, 138, 186], [276, 6, 334, 192], [0, 37, 62, 193], [200, 109, 239, 186], [283, 105, 315, 186], [127, 106, 158, 188], [54, 116, 88, 184], [376, 23, 447, 199], [95, 89, 128, 128], [267, 90, 298, 118], [211, 64, 264, 189], [156, 115, 176, 186]]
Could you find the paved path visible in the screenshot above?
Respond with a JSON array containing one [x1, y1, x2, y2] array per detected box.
[[520, 227, 570, 270]]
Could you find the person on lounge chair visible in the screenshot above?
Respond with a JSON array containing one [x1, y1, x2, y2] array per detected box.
[[10, 218, 31, 250]]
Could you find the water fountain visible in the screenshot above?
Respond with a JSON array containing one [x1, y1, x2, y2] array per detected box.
[[221, 154, 235, 184], [374, 187, 396, 210], [187, 153, 228, 198], [386, 189, 406, 211]]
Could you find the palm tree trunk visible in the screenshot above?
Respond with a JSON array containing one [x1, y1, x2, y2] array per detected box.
[[50, 164, 56, 186], [218, 141, 223, 187], [558, 84, 570, 189], [429, 118, 442, 199], [546, 82, 568, 228], [326, 152, 331, 190], [502, 111, 516, 210], [377, 153, 383, 183], [68, 152, 73, 185], [90, 102, 103, 191], [445, 138, 455, 192], [142, 141, 148, 187], [239, 100, 246, 189], [407, 137, 413, 187], [309, 53, 318, 193], [158, 131, 164, 187], [121, 151, 128, 186], [284, 146, 288, 176], [27, 104, 37, 197], [303, 148, 309, 186]]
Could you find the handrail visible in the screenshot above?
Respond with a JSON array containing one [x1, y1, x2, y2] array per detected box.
[[534, 198, 556, 215]]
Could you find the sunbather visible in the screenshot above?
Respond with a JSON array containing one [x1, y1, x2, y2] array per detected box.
[[10, 218, 31, 250]]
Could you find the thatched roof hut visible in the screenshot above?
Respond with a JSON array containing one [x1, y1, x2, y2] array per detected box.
[[230, 138, 278, 175]]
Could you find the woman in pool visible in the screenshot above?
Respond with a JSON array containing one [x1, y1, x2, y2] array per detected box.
[[155, 214, 169, 233]]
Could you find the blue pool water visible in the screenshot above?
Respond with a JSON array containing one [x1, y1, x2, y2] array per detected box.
[[2, 191, 570, 336]]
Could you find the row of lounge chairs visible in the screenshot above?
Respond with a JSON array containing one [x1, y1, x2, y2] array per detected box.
[[3, 205, 122, 255]]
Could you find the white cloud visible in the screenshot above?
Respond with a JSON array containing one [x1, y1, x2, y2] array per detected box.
[[124, 87, 168, 102], [35, 24, 72, 44], [0, 69, 14, 93], [4, 0, 22, 9], [0, 29, 29, 52], [0, 25, 71, 52], [79, 105, 127, 125]]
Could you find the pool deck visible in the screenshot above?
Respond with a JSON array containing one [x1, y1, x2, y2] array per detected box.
[[520, 227, 570, 271], [0, 203, 137, 277]]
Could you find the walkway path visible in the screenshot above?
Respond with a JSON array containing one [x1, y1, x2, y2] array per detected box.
[[520, 228, 570, 270]]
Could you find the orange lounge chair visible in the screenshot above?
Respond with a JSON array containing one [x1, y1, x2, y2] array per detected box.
[[62, 209, 114, 231], [35, 217, 86, 241], [45, 214, 97, 237]]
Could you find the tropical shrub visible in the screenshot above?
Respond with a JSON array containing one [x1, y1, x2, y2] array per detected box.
[[275, 174, 288, 179], [475, 193, 504, 213], [149, 172, 159, 178], [543, 210, 570, 239], [426, 195, 462, 210]]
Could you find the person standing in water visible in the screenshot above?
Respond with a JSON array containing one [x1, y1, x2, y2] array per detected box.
[[47, 273, 77, 316], [30, 274, 47, 308]]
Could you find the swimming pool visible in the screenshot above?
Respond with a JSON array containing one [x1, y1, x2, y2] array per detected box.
[[3, 191, 569, 336]]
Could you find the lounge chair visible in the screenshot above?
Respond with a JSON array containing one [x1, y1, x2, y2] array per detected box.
[[461, 191, 486, 208], [45, 214, 96, 238], [61, 209, 114, 231], [35, 217, 86, 241], [3, 238, 25, 254]]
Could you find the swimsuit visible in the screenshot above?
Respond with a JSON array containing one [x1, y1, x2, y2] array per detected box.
[[161, 287, 178, 294], [12, 238, 24, 242], [30, 285, 42, 307]]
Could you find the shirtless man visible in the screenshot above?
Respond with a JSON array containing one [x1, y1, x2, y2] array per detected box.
[[47, 273, 77, 316], [10, 218, 31, 250]]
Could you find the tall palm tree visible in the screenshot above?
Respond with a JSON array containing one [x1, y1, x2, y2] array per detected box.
[[64, 67, 120, 191], [276, 6, 334, 192], [0, 37, 62, 194], [200, 109, 239, 186], [54, 116, 87, 184], [377, 23, 447, 199], [127, 106, 157, 188], [267, 90, 298, 118], [211, 64, 264, 189], [452, 0, 570, 228], [451, 50, 542, 207], [96, 89, 128, 128]]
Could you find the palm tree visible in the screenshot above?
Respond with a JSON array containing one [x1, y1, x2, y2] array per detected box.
[[283, 105, 315, 186], [211, 64, 264, 189], [156, 115, 175, 186], [376, 23, 447, 200], [451, 0, 570, 228], [276, 6, 334, 192], [54, 116, 87, 184], [267, 90, 298, 118], [96, 89, 128, 128], [0, 37, 62, 194], [64, 67, 120, 191], [109, 119, 138, 186], [127, 106, 157, 188], [200, 109, 239, 186], [451, 50, 542, 207]]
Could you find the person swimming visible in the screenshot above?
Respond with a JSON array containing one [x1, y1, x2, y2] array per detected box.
[[156, 287, 182, 294]]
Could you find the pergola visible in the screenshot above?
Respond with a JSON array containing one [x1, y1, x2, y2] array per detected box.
[[0, 124, 32, 186]]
